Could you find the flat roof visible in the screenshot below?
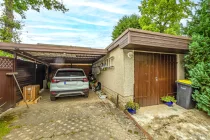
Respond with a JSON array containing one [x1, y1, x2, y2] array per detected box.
[[0, 42, 107, 65], [106, 28, 191, 53]]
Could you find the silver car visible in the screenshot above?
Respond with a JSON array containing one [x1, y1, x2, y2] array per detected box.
[[50, 68, 89, 101]]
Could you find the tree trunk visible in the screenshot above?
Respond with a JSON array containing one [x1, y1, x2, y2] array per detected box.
[[159, 24, 164, 33], [5, 0, 14, 42]]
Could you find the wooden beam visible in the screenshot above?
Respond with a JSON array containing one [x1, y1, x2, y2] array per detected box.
[[37, 56, 100, 59], [14, 50, 49, 66], [0, 42, 107, 55], [46, 59, 95, 64], [29, 52, 102, 57], [13, 51, 17, 107]]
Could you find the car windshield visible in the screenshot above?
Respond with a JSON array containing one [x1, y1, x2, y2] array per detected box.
[[56, 70, 85, 77]]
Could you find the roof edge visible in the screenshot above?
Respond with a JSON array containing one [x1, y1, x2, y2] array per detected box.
[[128, 28, 191, 40], [0, 42, 107, 54], [0, 42, 106, 51], [105, 29, 130, 50], [105, 28, 191, 52]]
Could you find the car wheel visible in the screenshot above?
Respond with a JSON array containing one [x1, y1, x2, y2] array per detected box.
[[84, 93, 89, 98], [50, 96, 56, 101]]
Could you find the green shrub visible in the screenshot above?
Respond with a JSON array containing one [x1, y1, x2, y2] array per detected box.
[[189, 62, 210, 115], [184, 0, 210, 115], [0, 51, 13, 58], [185, 35, 210, 115]]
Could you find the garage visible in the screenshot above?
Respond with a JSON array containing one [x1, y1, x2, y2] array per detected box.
[[93, 28, 190, 108], [0, 42, 107, 111], [134, 52, 177, 106]]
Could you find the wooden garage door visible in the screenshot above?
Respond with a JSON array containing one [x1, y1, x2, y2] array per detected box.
[[134, 52, 177, 106]]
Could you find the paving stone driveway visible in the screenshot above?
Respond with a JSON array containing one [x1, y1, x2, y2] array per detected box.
[[3, 90, 148, 140]]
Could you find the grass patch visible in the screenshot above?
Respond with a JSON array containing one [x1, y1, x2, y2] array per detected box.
[[134, 131, 139, 135], [0, 121, 12, 139], [0, 114, 18, 140], [128, 129, 132, 133]]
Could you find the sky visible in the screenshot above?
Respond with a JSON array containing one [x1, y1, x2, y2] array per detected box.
[[0, 0, 199, 49], [19, 0, 140, 49]]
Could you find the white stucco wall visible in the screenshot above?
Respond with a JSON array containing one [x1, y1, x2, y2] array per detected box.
[[177, 54, 185, 80], [93, 47, 125, 95], [123, 50, 134, 97], [93, 48, 134, 108]]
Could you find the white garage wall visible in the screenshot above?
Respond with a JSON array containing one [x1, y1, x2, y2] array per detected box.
[[93, 48, 135, 108]]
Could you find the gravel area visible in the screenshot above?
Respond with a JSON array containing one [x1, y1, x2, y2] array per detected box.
[[132, 104, 210, 140], [2, 90, 148, 140]]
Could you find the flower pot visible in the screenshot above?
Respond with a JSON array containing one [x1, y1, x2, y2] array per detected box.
[[165, 101, 173, 107], [127, 108, 136, 114]]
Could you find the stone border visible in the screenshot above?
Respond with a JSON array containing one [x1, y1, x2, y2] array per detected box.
[[124, 110, 153, 140]]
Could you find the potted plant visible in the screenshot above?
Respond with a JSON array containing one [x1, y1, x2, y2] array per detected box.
[[47, 81, 50, 89], [125, 101, 140, 114], [161, 96, 177, 107]]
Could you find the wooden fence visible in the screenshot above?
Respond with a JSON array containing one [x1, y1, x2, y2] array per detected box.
[[0, 57, 46, 113], [0, 57, 16, 112]]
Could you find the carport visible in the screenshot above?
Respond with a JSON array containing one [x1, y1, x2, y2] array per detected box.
[[0, 42, 107, 111], [0, 42, 107, 64]]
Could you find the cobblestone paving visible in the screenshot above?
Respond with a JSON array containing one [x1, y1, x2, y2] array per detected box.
[[3, 90, 148, 140]]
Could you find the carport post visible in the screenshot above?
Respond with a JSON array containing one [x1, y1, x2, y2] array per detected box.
[[12, 51, 17, 107], [34, 61, 37, 84], [46, 65, 49, 81], [44, 65, 49, 89]]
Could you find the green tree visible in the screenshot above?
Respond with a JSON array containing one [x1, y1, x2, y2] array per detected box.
[[0, 0, 68, 43], [184, 0, 210, 115], [112, 14, 141, 41], [0, 11, 22, 43], [139, 0, 193, 35], [185, 0, 210, 37]]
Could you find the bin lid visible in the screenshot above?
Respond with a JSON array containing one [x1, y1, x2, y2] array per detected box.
[[176, 80, 192, 85]]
